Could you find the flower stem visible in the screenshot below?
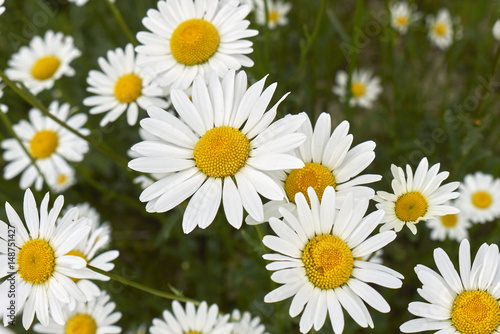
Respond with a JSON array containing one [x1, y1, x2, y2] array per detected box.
[[107, 0, 138, 46]]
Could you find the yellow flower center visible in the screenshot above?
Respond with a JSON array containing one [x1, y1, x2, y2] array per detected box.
[[451, 290, 500, 334], [302, 235, 353, 290], [170, 18, 220, 66], [284, 163, 336, 204], [472, 191, 493, 209], [395, 191, 428, 222], [268, 10, 279, 23], [441, 214, 458, 228], [350, 82, 366, 98], [65, 313, 98, 334], [66, 250, 88, 283], [17, 239, 56, 284], [31, 55, 61, 81], [114, 73, 142, 103], [57, 173, 68, 185], [30, 130, 59, 159], [395, 15, 409, 27], [434, 22, 448, 37], [193, 126, 250, 178]]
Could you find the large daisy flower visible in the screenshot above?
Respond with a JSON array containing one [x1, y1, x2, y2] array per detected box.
[[332, 69, 382, 109], [136, 0, 258, 91], [456, 171, 500, 224], [230, 309, 267, 334], [426, 201, 471, 242], [263, 186, 403, 333], [374, 157, 460, 234], [0, 189, 91, 329], [401, 239, 500, 333], [83, 43, 169, 127], [246, 112, 381, 224], [254, 0, 292, 29], [33, 290, 122, 334], [1, 101, 90, 191], [128, 70, 306, 233], [426, 8, 455, 50], [5, 31, 81, 95], [150, 300, 232, 334], [389, 1, 422, 35]]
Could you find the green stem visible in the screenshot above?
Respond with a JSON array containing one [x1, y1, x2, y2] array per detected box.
[[107, 0, 138, 46]]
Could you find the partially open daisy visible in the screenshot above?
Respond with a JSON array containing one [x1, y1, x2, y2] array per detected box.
[[426, 201, 471, 242], [456, 171, 500, 224], [246, 112, 381, 224], [83, 43, 169, 127], [67, 0, 89, 6], [0, 189, 91, 329], [389, 1, 422, 35], [426, 8, 455, 50], [1, 101, 90, 191], [401, 239, 500, 333], [129, 70, 306, 233], [263, 186, 403, 333], [255, 0, 292, 29], [332, 69, 382, 109], [374, 157, 460, 234], [33, 290, 122, 334], [136, 0, 258, 91], [150, 301, 232, 334], [230, 309, 267, 334], [5, 31, 81, 95]]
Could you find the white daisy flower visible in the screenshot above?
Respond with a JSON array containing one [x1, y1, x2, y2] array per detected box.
[[230, 309, 267, 334], [263, 186, 403, 333], [33, 290, 121, 334], [255, 0, 292, 29], [83, 43, 169, 127], [494, 20, 500, 41], [426, 201, 471, 242], [426, 8, 455, 50], [332, 69, 382, 109], [0, 78, 8, 113], [64, 202, 105, 233], [401, 239, 500, 333], [374, 157, 460, 235], [0, 189, 91, 329], [67, 0, 89, 6], [246, 112, 381, 224], [456, 171, 500, 224], [129, 70, 306, 233], [1, 101, 90, 191], [5, 30, 81, 95], [136, 0, 258, 91], [49, 168, 77, 194], [150, 300, 232, 334], [389, 1, 422, 35], [0, 0, 5, 16]]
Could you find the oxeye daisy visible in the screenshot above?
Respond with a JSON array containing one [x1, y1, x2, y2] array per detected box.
[[263, 186, 403, 333], [389, 1, 422, 35], [5, 30, 81, 95], [494, 20, 500, 41], [246, 112, 381, 224], [1, 101, 90, 191], [332, 69, 382, 109], [426, 8, 455, 50], [33, 290, 122, 334], [128, 70, 306, 233], [136, 0, 258, 91], [374, 157, 460, 235], [83, 43, 169, 127], [400, 239, 500, 333], [0, 189, 91, 329], [150, 300, 232, 334], [255, 0, 292, 29], [426, 201, 471, 242], [456, 172, 500, 224], [67, 0, 89, 6], [49, 169, 76, 194], [230, 309, 267, 334]]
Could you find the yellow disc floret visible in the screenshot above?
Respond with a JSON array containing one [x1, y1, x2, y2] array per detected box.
[[395, 15, 409, 27], [17, 239, 56, 284], [285, 163, 336, 204], [193, 126, 250, 178], [114, 73, 142, 103], [351, 82, 366, 98], [434, 22, 448, 37], [441, 214, 458, 228], [302, 235, 353, 290], [451, 290, 500, 334], [31, 55, 61, 81], [395, 191, 428, 222], [268, 11, 279, 23], [30, 130, 59, 159], [170, 18, 220, 66], [472, 191, 493, 209], [65, 313, 98, 334]]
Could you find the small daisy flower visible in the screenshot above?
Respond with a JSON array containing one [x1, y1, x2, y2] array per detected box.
[[246, 112, 381, 224], [129, 70, 306, 233], [49, 168, 77, 194], [426, 8, 455, 50], [264, 186, 403, 333], [389, 1, 422, 34], [0, 0, 5, 16], [374, 157, 460, 234], [83, 43, 169, 127], [401, 239, 500, 333], [150, 301, 232, 334], [332, 69, 382, 109], [456, 171, 500, 224], [0, 189, 91, 329], [1, 101, 90, 191], [494, 20, 500, 41], [255, 0, 292, 29], [136, 0, 258, 91], [5, 30, 81, 95], [426, 201, 471, 242], [64, 202, 106, 233], [33, 290, 122, 334], [230, 309, 267, 334]]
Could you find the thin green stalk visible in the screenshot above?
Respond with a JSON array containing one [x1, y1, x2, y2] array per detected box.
[[107, 0, 138, 46]]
